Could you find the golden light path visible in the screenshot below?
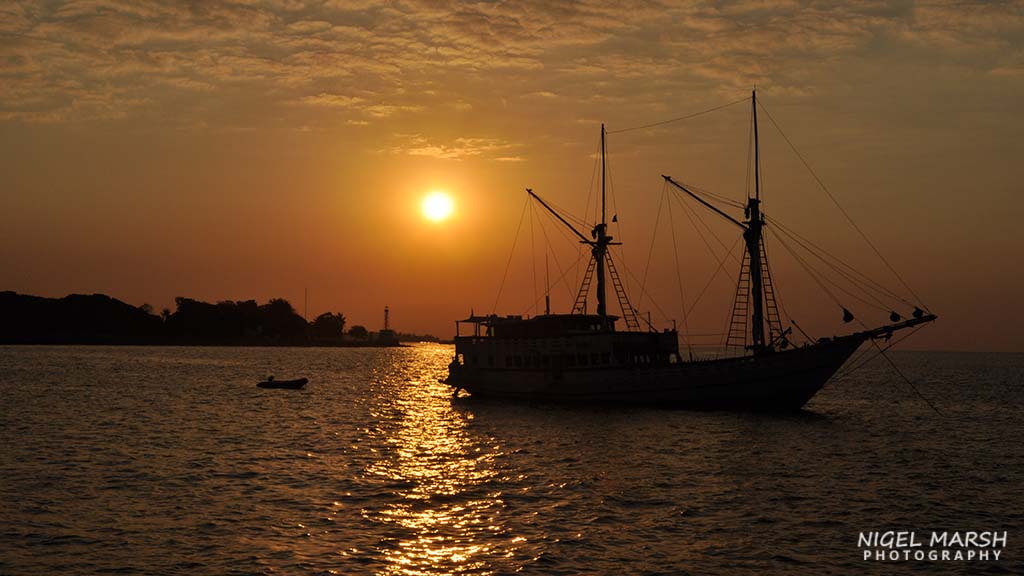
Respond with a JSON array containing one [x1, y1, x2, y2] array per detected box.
[[421, 191, 455, 222], [364, 345, 518, 575]]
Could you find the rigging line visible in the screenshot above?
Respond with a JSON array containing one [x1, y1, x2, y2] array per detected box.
[[757, 99, 930, 311], [580, 136, 601, 288], [745, 101, 753, 199], [667, 189, 695, 360], [677, 191, 737, 334], [522, 251, 589, 316], [607, 96, 749, 135], [533, 198, 603, 307], [538, 199, 588, 252], [607, 250, 642, 323], [604, 132, 618, 219], [671, 189, 742, 267], [718, 259, 737, 355], [612, 248, 676, 326], [767, 214, 908, 303], [834, 324, 923, 380], [638, 184, 667, 312], [789, 318, 814, 344], [673, 178, 746, 210], [833, 337, 883, 381], [875, 340, 944, 417], [540, 196, 590, 229], [770, 229, 846, 309], [537, 201, 593, 289], [769, 226, 891, 312], [530, 201, 539, 312], [760, 235, 787, 325], [767, 278, 803, 345], [534, 206, 577, 303], [685, 235, 744, 321], [668, 185, 742, 253], [540, 212, 573, 301], [591, 131, 602, 226], [493, 198, 531, 313], [757, 113, 766, 203], [604, 140, 630, 294], [775, 229, 877, 316], [766, 215, 914, 308], [604, 138, 628, 276], [835, 343, 875, 379]]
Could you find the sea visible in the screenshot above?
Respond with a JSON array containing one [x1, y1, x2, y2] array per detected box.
[[0, 345, 1021, 575]]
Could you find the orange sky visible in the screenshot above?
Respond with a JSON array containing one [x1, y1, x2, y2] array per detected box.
[[2, 1, 1023, 351]]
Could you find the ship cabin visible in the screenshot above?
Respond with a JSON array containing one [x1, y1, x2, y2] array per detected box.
[[453, 313, 680, 372]]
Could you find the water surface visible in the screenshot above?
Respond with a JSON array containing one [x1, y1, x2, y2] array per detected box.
[[0, 346, 1021, 574]]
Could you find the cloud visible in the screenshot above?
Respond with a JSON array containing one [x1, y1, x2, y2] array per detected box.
[[384, 134, 521, 161], [299, 93, 364, 108], [362, 103, 424, 118], [0, 0, 1020, 128]]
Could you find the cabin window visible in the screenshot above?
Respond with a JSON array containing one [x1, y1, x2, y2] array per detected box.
[[457, 354, 464, 366]]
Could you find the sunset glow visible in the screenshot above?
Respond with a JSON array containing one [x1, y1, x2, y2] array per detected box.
[[0, 1, 1021, 351], [422, 191, 454, 222]]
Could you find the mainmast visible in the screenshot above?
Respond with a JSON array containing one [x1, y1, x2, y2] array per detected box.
[[746, 89, 766, 351]]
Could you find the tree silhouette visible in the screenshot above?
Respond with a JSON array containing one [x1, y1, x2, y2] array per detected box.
[[311, 312, 347, 339], [348, 325, 368, 340]]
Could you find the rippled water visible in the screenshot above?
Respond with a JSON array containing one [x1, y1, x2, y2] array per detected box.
[[0, 345, 1021, 575]]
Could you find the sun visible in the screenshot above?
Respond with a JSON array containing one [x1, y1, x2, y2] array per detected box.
[[421, 191, 455, 222]]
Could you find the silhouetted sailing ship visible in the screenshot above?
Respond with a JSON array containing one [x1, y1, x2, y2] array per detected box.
[[445, 91, 936, 410]]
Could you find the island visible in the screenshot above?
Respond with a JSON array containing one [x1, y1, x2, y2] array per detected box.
[[0, 291, 439, 346]]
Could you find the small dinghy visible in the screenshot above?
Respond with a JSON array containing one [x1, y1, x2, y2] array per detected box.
[[256, 376, 308, 389]]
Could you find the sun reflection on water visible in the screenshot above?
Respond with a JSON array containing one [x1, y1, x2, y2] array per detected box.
[[364, 345, 514, 575]]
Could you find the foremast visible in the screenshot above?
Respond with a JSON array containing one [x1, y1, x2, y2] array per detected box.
[[594, 124, 610, 318], [527, 123, 621, 327]]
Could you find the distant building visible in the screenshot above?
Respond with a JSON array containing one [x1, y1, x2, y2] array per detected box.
[[376, 306, 400, 346]]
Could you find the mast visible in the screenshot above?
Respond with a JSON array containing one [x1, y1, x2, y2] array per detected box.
[[746, 89, 766, 350], [595, 123, 609, 318], [525, 124, 617, 324]]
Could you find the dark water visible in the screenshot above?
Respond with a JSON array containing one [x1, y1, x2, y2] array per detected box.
[[0, 345, 1021, 575]]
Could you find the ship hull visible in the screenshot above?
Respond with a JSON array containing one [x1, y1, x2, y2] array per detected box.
[[447, 337, 865, 411]]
